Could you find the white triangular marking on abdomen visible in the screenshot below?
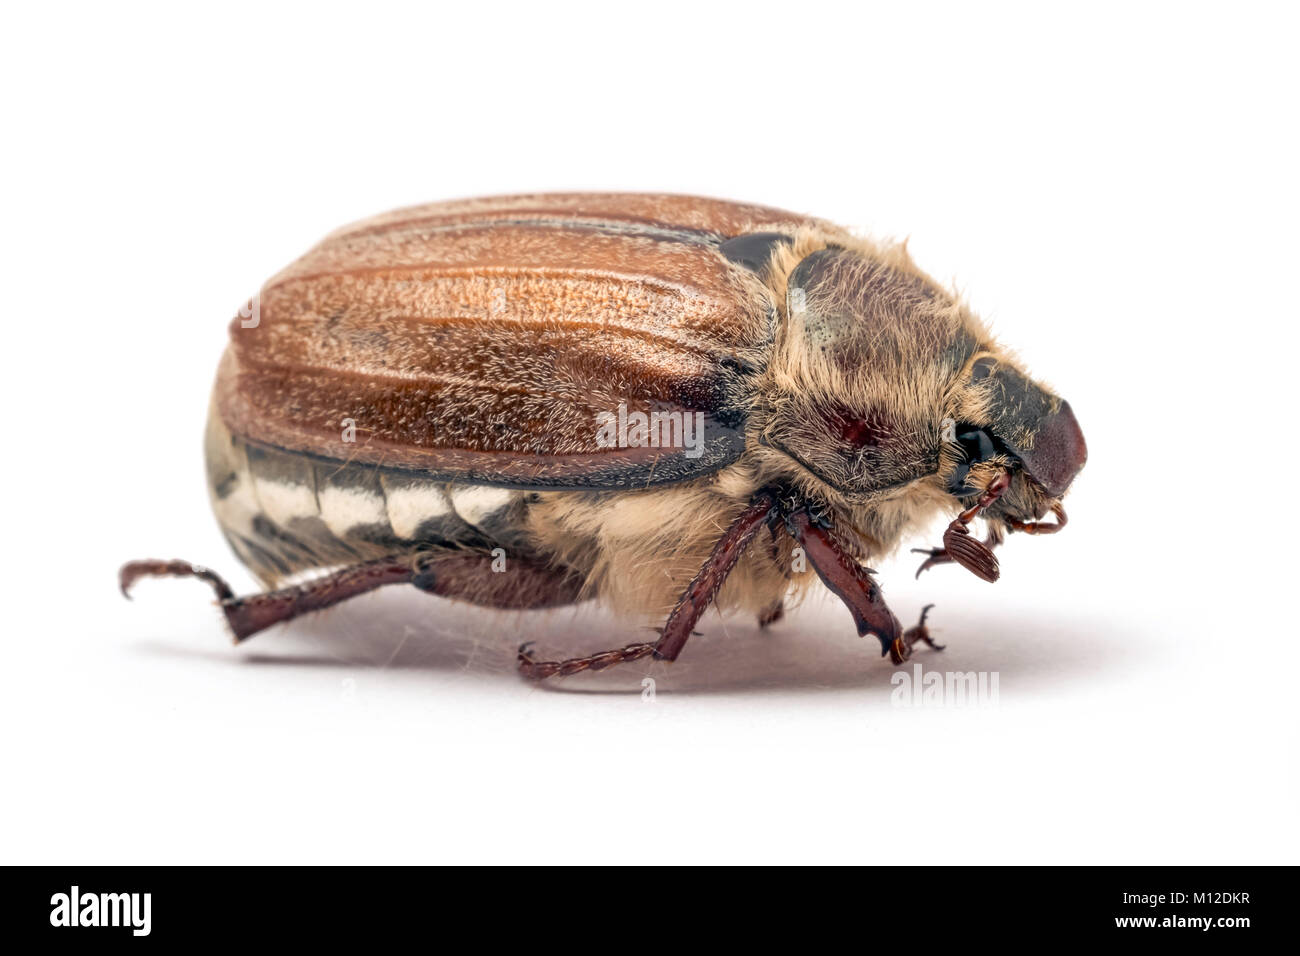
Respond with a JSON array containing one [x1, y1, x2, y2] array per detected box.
[[254, 477, 320, 526], [448, 486, 516, 528], [318, 485, 388, 536], [383, 482, 451, 539]]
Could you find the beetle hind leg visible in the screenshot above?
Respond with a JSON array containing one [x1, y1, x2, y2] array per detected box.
[[120, 550, 586, 645], [517, 640, 658, 679], [120, 558, 237, 603], [120, 556, 420, 642]]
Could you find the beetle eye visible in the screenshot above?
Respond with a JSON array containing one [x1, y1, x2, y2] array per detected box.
[[955, 425, 996, 463], [946, 423, 1000, 496]]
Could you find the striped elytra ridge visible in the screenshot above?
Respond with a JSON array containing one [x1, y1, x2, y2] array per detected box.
[[204, 407, 538, 586]]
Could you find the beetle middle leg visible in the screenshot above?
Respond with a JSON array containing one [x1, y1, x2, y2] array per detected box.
[[517, 489, 780, 679]]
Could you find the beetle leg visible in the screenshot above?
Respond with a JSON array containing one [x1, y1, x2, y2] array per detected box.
[[786, 509, 914, 663], [121, 551, 585, 644], [649, 489, 779, 662], [911, 546, 951, 577], [408, 552, 584, 610], [901, 603, 943, 653], [120, 558, 237, 602], [121, 556, 419, 641], [517, 489, 780, 679], [517, 640, 658, 679]]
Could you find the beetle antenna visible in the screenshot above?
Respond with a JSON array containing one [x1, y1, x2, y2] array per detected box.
[[935, 470, 1012, 583]]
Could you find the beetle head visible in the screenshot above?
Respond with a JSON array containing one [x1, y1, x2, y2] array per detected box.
[[763, 244, 1086, 522], [943, 354, 1087, 525]]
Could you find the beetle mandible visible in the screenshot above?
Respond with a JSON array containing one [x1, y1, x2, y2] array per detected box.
[[120, 193, 1087, 679]]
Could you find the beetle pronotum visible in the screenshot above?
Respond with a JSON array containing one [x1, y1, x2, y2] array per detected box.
[[121, 193, 1086, 679]]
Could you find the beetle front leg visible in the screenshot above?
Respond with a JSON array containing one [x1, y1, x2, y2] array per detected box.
[[786, 510, 914, 663], [903, 603, 943, 653]]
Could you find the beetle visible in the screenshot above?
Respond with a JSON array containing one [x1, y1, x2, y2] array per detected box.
[[120, 193, 1086, 679]]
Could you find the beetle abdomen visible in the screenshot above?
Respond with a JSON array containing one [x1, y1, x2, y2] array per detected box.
[[205, 408, 532, 585]]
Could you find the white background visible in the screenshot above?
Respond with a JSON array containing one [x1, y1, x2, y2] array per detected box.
[[2, 2, 1296, 864]]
